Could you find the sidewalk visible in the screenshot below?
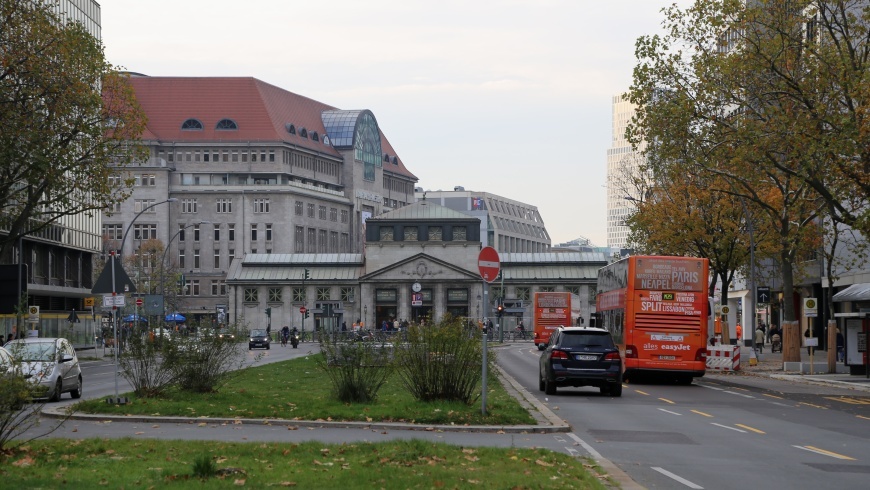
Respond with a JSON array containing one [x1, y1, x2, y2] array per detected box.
[[715, 345, 870, 393]]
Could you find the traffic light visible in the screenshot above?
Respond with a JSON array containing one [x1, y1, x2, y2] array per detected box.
[[304, 268, 311, 280], [496, 303, 504, 317], [304, 310, 310, 319], [265, 307, 271, 318]]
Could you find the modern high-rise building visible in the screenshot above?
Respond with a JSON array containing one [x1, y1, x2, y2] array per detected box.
[[414, 187, 550, 254], [606, 93, 644, 250], [0, 0, 103, 340]]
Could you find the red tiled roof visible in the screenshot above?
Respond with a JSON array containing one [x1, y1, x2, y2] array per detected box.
[[124, 76, 416, 180]]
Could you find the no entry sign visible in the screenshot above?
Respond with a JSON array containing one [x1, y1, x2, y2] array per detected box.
[[478, 246, 500, 283]]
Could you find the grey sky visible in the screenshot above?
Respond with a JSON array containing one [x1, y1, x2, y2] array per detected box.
[[102, 0, 685, 246]]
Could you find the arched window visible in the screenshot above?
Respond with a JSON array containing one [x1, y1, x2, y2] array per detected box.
[[181, 118, 203, 130], [322, 135, 330, 145], [285, 123, 296, 134], [215, 119, 238, 130], [384, 154, 390, 162], [300, 128, 308, 138], [311, 131, 319, 142], [391, 157, 398, 165]]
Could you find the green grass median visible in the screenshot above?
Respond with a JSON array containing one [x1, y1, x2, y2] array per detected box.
[[74, 353, 535, 426]]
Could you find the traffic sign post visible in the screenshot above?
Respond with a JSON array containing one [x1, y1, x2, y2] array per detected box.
[[478, 247, 500, 283], [757, 286, 771, 304], [135, 298, 144, 307]]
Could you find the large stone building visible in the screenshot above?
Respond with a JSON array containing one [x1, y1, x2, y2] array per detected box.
[[227, 199, 607, 334], [102, 76, 418, 324], [413, 188, 551, 253]]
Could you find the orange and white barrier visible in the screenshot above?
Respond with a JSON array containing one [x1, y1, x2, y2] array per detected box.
[[706, 345, 740, 372]]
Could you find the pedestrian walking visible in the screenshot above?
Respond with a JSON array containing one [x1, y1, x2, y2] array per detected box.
[[805, 327, 813, 355], [755, 326, 765, 353], [736, 323, 743, 346], [836, 328, 845, 362]]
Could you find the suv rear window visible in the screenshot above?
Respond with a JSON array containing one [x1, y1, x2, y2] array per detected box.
[[559, 332, 615, 349]]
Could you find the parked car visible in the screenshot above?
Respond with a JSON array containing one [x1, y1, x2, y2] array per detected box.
[[249, 329, 270, 350], [0, 346, 14, 375], [4, 337, 82, 401], [539, 326, 622, 397]]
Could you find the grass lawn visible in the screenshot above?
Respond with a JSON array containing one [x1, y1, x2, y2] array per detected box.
[[0, 438, 610, 489], [74, 353, 537, 426]]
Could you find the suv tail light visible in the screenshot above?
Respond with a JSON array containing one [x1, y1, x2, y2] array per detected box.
[[550, 350, 569, 360], [604, 351, 621, 361], [625, 345, 638, 358], [695, 348, 708, 361]]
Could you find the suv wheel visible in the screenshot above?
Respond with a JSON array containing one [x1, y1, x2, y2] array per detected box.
[[538, 372, 545, 392], [609, 382, 623, 397], [544, 375, 557, 395]]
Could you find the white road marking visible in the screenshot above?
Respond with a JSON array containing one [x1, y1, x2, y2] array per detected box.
[[564, 447, 581, 457], [651, 467, 704, 489], [658, 408, 683, 416], [566, 432, 603, 460], [711, 423, 746, 433], [723, 390, 755, 399], [793, 445, 856, 460], [698, 385, 724, 391]]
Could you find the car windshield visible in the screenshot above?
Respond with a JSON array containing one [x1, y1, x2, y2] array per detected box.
[[8, 342, 57, 362], [560, 333, 615, 349], [251, 330, 266, 336]]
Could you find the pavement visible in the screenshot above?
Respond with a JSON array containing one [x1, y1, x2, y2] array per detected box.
[[707, 345, 870, 393]]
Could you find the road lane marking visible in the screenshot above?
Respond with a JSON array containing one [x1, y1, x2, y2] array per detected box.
[[635, 390, 650, 396], [698, 385, 724, 391], [794, 445, 855, 460], [658, 408, 682, 416], [798, 402, 828, 410], [723, 391, 755, 399], [825, 396, 870, 405], [659, 398, 675, 405], [763, 394, 784, 400], [857, 415, 870, 421], [690, 410, 713, 418], [564, 447, 581, 457], [651, 466, 704, 489], [735, 424, 765, 434], [711, 423, 746, 433], [567, 433, 603, 460]]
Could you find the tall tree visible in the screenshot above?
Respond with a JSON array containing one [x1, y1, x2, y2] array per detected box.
[[0, 0, 145, 261], [628, 0, 829, 362]]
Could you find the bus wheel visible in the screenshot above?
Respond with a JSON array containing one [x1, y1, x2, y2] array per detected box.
[[676, 375, 693, 385], [537, 344, 545, 351], [544, 376, 557, 395]]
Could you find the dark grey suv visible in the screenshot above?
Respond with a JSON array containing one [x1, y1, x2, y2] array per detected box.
[[539, 327, 622, 397]]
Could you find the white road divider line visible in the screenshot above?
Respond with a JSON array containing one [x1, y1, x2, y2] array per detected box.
[[658, 408, 683, 416], [651, 466, 704, 489], [698, 384, 724, 391], [566, 433, 603, 460], [723, 390, 755, 399], [711, 423, 746, 433]]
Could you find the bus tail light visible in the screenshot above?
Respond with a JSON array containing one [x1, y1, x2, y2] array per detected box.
[[624, 345, 638, 358], [550, 350, 569, 360], [604, 352, 621, 361], [695, 348, 708, 361]]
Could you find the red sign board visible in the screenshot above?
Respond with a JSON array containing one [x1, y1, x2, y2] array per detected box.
[[478, 246, 500, 283], [135, 298, 143, 306], [299, 306, 307, 314]]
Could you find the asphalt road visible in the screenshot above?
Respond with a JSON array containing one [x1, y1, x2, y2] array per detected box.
[[25, 341, 870, 489], [500, 343, 870, 490]]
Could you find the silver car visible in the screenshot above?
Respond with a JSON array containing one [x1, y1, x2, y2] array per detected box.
[[5, 338, 82, 401]]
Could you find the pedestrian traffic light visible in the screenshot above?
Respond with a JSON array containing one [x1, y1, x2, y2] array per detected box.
[[265, 307, 271, 318], [304, 268, 311, 280]]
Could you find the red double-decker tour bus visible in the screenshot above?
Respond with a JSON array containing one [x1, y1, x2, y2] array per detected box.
[[533, 291, 572, 350], [596, 255, 710, 384]]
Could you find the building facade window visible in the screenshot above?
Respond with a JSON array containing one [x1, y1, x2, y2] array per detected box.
[[318, 205, 327, 220], [269, 287, 282, 302], [211, 280, 227, 296], [341, 287, 355, 302], [181, 198, 197, 213], [250, 224, 257, 242], [134, 199, 156, 213], [404, 226, 418, 241], [184, 279, 200, 296], [214, 249, 220, 269], [193, 224, 200, 242], [453, 226, 467, 241], [265, 224, 272, 241], [516, 287, 530, 301], [316, 287, 330, 301], [307, 203, 315, 218], [539, 286, 555, 293], [340, 209, 349, 223], [318, 230, 327, 253], [228, 224, 235, 241], [193, 249, 200, 269], [292, 287, 305, 302], [379, 227, 393, 241], [133, 224, 157, 240], [216, 198, 232, 213], [428, 226, 442, 241], [253, 198, 270, 213], [244, 287, 258, 302], [295, 226, 304, 252], [329, 207, 337, 222], [178, 250, 185, 268], [103, 224, 122, 240], [295, 201, 304, 216], [567, 286, 581, 296], [214, 226, 220, 242]]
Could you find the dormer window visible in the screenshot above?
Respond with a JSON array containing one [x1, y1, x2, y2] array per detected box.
[[300, 128, 308, 138], [311, 131, 319, 142], [384, 154, 390, 162], [285, 123, 296, 134], [392, 157, 398, 165], [215, 119, 238, 130], [181, 118, 203, 130], [322, 135, 330, 145]]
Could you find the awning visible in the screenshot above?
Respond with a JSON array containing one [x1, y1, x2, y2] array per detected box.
[[833, 283, 870, 302]]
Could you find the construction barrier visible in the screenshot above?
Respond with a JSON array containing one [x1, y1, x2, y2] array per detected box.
[[706, 345, 741, 372]]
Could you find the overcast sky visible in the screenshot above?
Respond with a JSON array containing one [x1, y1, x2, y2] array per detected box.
[[102, 1, 686, 247]]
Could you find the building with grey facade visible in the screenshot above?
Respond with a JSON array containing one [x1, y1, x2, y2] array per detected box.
[[414, 188, 551, 254]]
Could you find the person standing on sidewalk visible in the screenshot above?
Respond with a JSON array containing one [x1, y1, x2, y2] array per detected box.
[[755, 326, 765, 353], [736, 323, 743, 346], [836, 328, 845, 362]]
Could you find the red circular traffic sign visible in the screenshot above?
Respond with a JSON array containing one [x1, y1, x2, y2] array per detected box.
[[299, 306, 307, 314], [135, 298, 143, 306], [478, 246, 500, 283]]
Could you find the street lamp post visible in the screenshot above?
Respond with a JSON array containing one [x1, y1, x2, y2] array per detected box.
[[109, 197, 176, 404], [159, 221, 210, 340]]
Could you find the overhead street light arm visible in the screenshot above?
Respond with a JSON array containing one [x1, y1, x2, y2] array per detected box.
[[119, 198, 178, 257]]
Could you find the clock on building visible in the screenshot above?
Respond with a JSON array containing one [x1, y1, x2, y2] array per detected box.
[[411, 282, 422, 293]]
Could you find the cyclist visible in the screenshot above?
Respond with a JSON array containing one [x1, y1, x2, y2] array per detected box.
[[515, 320, 526, 340], [280, 325, 290, 347]]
